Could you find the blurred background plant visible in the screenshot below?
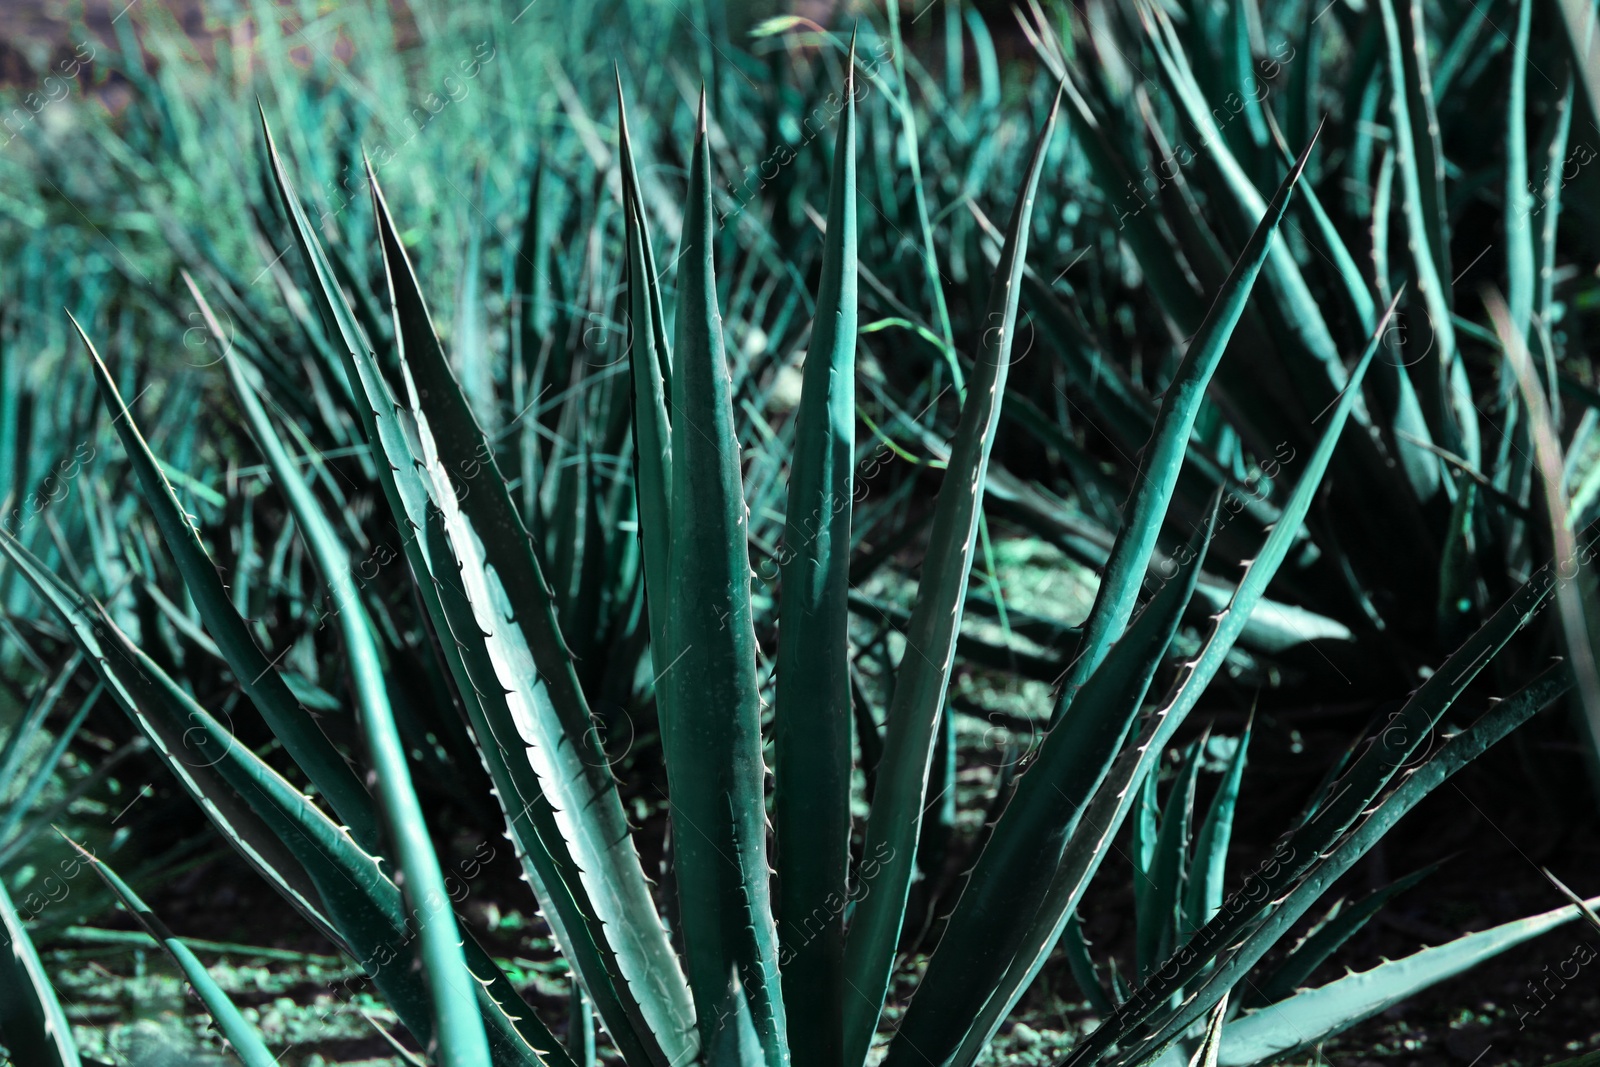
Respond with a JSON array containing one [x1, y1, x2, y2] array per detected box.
[[1, 0, 1599, 1064]]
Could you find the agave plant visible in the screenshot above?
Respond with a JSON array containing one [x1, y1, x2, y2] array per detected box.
[[4, 9, 1600, 1067], [994, 0, 1600, 691]]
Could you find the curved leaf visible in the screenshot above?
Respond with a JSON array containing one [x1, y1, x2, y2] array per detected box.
[[953, 296, 1399, 1067], [1182, 724, 1251, 938], [1212, 892, 1598, 1066], [74, 307, 381, 855], [841, 88, 1060, 1066], [773, 45, 857, 1067], [1245, 863, 1437, 1009], [1053, 125, 1318, 725], [369, 155, 697, 1066], [0, 531, 562, 1067], [0, 874, 80, 1067], [68, 840, 278, 1067], [888, 496, 1217, 1066], [661, 92, 788, 1066]]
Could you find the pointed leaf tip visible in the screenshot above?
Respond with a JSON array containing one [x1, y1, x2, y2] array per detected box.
[[1288, 124, 1321, 181], [64, 308, 91, 348]]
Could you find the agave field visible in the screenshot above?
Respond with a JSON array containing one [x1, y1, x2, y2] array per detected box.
[[4, 0, 1600, 1064]]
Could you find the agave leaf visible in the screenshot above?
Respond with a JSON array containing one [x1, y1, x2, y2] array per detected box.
[[996, 263, 1279, 537], [1260, 111, 1374, 335], [0, 873, 80, 1067], [512, 153, 548, 523], [265, 110, 640, 1067], [260, 103, 688, 1065], [0, 653, 81, 799], [1290, 732, 1362, 834], [1105, 651, 1583, 1065], [1284, 11, 1321, 169], [0, 331, 17, 516], [246, 155, 494, 1061], [220, 314, 606, 1067], [1138, 740, 1203, 981], [1182, 724, 1251, 938], [74, 306, 381, 855], [1207, 894, 1600, 1066], [1016, 279, 1154, 457], [1138, 4, 1350, 416], [568, 980, 597, 1067], [772, 45, 856, 1067], [1555, 0, 1600, 128], [1505, 0, 1536, 344], [1054, 125, 1317, 724], [367, 159, 697, 1066], [1187, 993, 1228, 1067], [66, 838, 277, 1067], [0, 531, 332, 937], [841, 88, 1060, 1066], [1542, 1051, 1600, 1067], [454, 165, 494, 433], [0, 744, 146, 878], [1536, 79, 1575, 342], [660, 92, 788, 1065], [1376, 0, 1478, 467], [1541, 870, 1600, 935], [0, 681, 102, 850], [0, 532, 562, 1067], [1262, 108, 1440, 504], [115, 617, 567, 1067], [417, 501, 672, 1067], [1245, 863, 1438, 1009], [270, 93, 694, 1067], [618, 75, 675, 694], [1024, 37, 1206, 334], [1223, 0, 1267, 155], [1172, 662, 1572, 1062], [1062, 913, 1115, 1016], [1435, 474, 1483, 643], [1432, 0, 1503, 97], [1489, 291, 1600, 803], [1395, 0, 1453, 297], [888, 495, 1217, 1067], [1131, 758, 1162, 931], [953, 297, 1398, 1067], [885, 0, 952, 351]]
